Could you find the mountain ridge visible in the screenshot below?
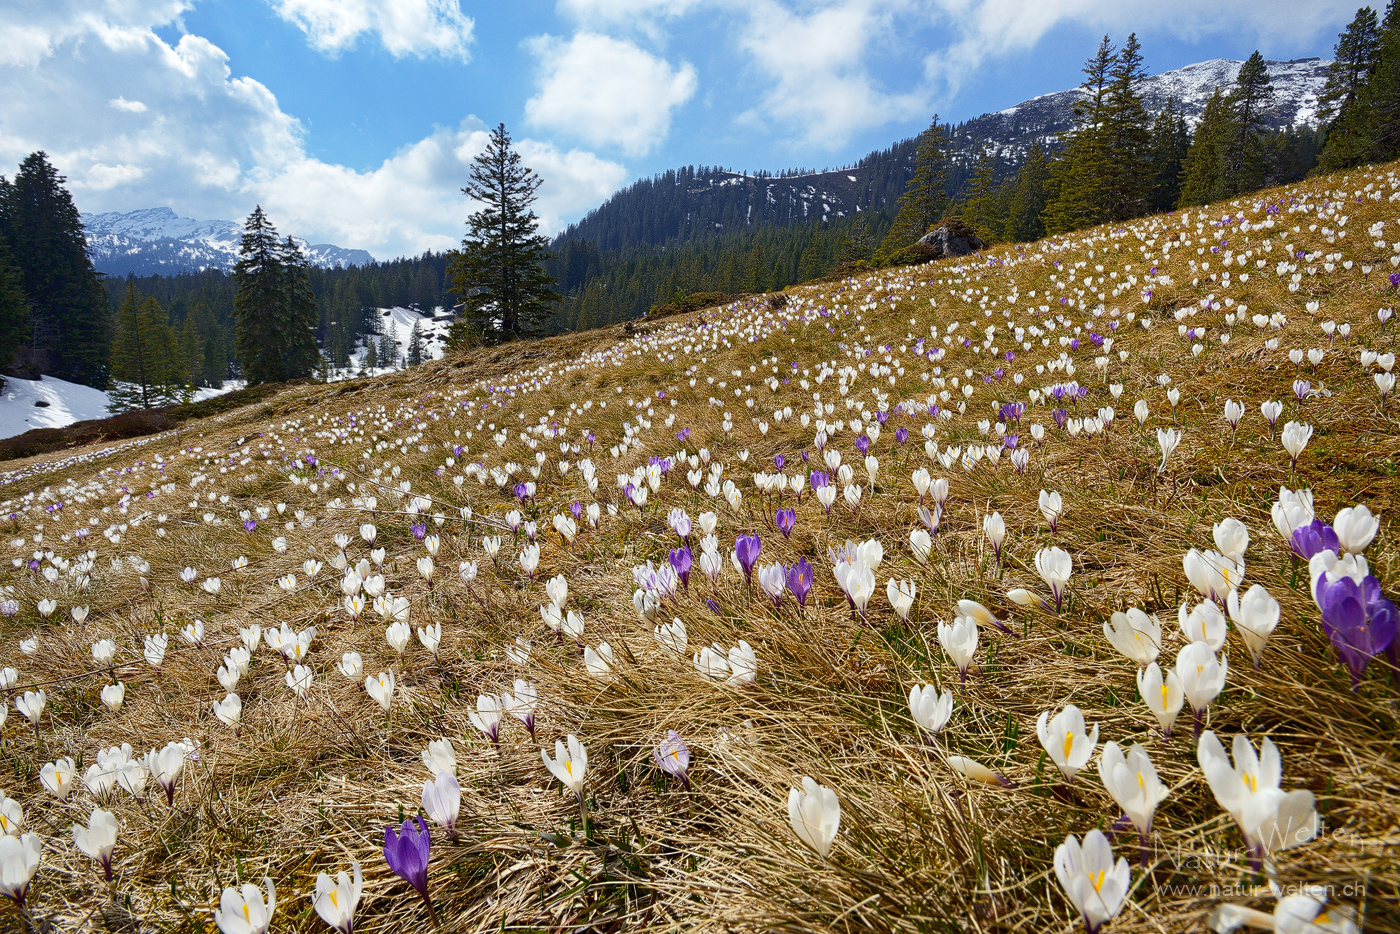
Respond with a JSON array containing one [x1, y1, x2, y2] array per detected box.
[[83, 206, 375, 277]]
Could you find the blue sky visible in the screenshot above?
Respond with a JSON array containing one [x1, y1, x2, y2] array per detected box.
[[0, 1, 1360, 259]]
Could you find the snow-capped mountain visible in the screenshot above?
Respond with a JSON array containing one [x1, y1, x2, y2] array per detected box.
[[83, 207, 375, 276], [557, 56, 1332, 251], [967, 57, 1330, 162]]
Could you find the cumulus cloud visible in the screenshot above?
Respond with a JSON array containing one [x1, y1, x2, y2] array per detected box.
[[525, 32, 696, 156], [0, 4, 625, 258], [268, 0, 475, 59]]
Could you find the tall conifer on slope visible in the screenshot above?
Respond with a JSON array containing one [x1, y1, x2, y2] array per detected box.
[[448, 124, 559, 347], [1319, 1, 1400, 170], [1003, 145, 1049, 243], [0, 152, 111, 387], [231, 209, 320, 385], [109, 286, 187, 411], [1099, 33, 1154, 221], [277, 236, 322, 380], [406, 322, 424, 367], [878, 116, 950, 258], [1177, 89, 1232, 207], [1223, 52, 1275, 195], [1042, 36, 1117, 235], [0, 242, 29, 377], [1148, 99, 1191, 212]]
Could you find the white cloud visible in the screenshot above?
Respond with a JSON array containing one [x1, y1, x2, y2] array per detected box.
[[0, 5, 625, 258], [0, 0, 193, 68], [922, 0, 1358, 93], [269, 0, 475, 59], [525, 32, 696, 156]]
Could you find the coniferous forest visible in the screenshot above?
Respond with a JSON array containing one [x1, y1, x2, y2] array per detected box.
[[2, 7, 1398, 403]]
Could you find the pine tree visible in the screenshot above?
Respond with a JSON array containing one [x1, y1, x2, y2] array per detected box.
[[363, 336, 378, 372], [109, 286, 186, 410], [838, 222, 873, 266], [1223, 52, 1275, 195], [0, 152, 111, 386], [1003, 145, 1050, 242], [1368, 0, 1400, 161], [1319, 7, 1383, 122], [1043, 36, 1118, 234], [1099, 33, 1154, 220], [447, 124, 559, 346], [878, 117, 950, 257], [0, 241, 29, 375], [1148, 99, 1191, 212], [406, 321, 424, 366], [179, 315, 203, 387]]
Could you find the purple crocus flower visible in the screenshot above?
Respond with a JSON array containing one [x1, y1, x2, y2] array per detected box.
[[706, 598, 722, 615], [809, 470, 829, 492], [1291, 520, 1340, 560], [775, 508, 796, 539], [410, 522, 427, 542], [734, 534, 761, 584], [243, 519, 257, 532], [1053, 408, 1069, 429], [788, 557, 813, 608], [774, 454, 785, 470], [669, 546, 692, 590], [652, 730, 691, 790], [895, 427, 908, 444], [384, 817, 432, 910], [1315, 575, 1399, 688], [855, 434, 871, 456], [570, 501, 583, 521], [1390, 272, 1400, 288]]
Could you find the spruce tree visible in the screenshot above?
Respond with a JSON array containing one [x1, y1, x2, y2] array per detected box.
[[0, 241, 29, 376], [1223, 52, 1275, 195], [1319, 7, 1383, 122], [959, 150, 1003, 241], [878, 116, 950, 257], [109, 286, 186, 410], [1004, 145, 1050, 242], [1043, 36, 1117, 234], [0, 152, 111, 386], [277, 236, 322, 380], [406, 321, 424, 366], [1148, 99, 1191, 212], [447, 124, 559, 346], [232, 207, 286, 385], [363, 336, 378, 372], [1099, 33, 1154, 221], [1319, 2, 1400, 170], [1177, 89, 1231, 206], [1368, 0, 1400, 161]]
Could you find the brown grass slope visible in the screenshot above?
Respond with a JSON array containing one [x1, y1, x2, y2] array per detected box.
[[0, 162, 1397, 934]]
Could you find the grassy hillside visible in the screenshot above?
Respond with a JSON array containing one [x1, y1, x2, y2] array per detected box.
[[0, 160, 1396, 934]]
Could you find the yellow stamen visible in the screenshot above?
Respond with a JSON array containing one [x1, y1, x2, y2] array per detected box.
[[330, 891, 338, 907], [1091, 870, 1105, 892], [243, 906, 251, 923], [1243, 772, 1257, 793], [1063, 733, 1074, 762], [1159, 684, 1169, 709], [1137, 772, 1145, 792]]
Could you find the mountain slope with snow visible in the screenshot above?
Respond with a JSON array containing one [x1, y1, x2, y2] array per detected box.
[[83, 207, 375, 276]]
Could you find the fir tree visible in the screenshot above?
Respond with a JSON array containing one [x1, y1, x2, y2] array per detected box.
[[838, 221, 874, 266], [1319, 7, 1384, 122], [178, 315, 203, 387], [0, 152, 112, 386], [1318, 3, 1400, 170], [363, 336, 378, 372], [1148, 99, 1191, 212], [447, 124, 559, 346], [1043, 36, 1118, 234], [1223, 52, 1275, 195], [406, 321, 424, 366], [1177, 89, 1232, 207], [878, 116, 950, 257]]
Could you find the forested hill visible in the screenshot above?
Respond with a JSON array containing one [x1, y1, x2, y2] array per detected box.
[[553, 56, 1330, 256]]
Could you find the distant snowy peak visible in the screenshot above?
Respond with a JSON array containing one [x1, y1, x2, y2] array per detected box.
[[997, 57, 1329, 128], [82, 207, 374, 276]]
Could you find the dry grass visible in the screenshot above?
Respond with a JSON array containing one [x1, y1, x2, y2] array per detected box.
[[0, 163, 1398, 934]]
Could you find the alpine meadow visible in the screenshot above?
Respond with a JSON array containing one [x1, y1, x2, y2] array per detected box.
[[0, 5, 1397, 934]]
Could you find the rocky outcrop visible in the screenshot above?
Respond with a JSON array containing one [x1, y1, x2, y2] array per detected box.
[[916, 220, 984, 259]]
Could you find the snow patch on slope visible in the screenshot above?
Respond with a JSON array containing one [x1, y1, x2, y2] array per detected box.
[[0, 376, 244, 442]]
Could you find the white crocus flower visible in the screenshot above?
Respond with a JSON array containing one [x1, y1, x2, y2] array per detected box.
[[0, 833, 42, 907], [285, 664, 314, 699], [422, 738, 456, 776], [40, 757, 77, 800], [886, 578, 916, 621], [101, 682, 125, 712], [1178, 641, 1227, 731], [908, 683, 953, 735], [422, 771, 461, 833], [385, 621, 411, 655], [788, 776, 840, 858], [1178, 599, 1228, 651], [1197, 731, 1318, 858], [365, 671, 395, 712], [1102, 609, 1161, 667], [726, 641, 757, 686], [654, 617, 687, 654], [584, 642, 614, 678], [1037, 704, 1099, 783], [313, 861, 362, 934], [1097, 742, 1169, 864], [1054, 830, 1130, 934], [468, 694, 503, 744], [1034, 546, 1072, 611], [212, 877, 275, 934], [1332, 504, 1378, 554], [73, 808, 119, 880], [337, 652, 363, 679], [542, 734, 588, 797], [1136, 662, 1183, 738], [937, 616, 978, 683], [1212, 518, 1250, 564], [212, 693, 242, 730], [1227, 585, 1280, 668]]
